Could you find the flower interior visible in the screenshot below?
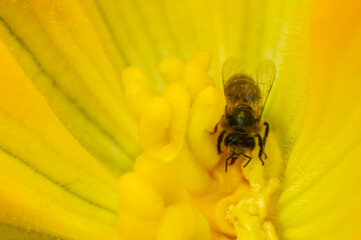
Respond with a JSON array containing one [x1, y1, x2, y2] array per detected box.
[[1, 1, 361, 239], [108, 51, 284, 240]]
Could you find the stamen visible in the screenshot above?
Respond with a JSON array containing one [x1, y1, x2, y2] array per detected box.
[[114, 51, 283, 240]]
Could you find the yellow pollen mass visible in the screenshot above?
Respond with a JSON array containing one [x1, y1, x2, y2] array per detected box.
[[158, 57, 185, 84], [114, 51, 283, 240], [122, 66, 159, 120]]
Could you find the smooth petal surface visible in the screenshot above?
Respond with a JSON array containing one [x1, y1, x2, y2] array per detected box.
[[278, 1, 361, 239]]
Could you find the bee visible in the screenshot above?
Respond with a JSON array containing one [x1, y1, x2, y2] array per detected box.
[[212, 58, 275, 172]]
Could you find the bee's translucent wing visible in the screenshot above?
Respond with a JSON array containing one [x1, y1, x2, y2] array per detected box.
[[222, 57, 246, 92], [254, 60, 276, 119]]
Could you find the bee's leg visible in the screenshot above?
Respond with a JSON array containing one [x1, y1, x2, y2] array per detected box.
[[217, 130, 226, 154], [241, 153, 252, 167], [263, 122, 269, 159], [256, 134, 265, 166], [230, 157, 238, 165], [264, 122, 270, 143], [210, 123, 218, 135], [225, 152, 236, 172]]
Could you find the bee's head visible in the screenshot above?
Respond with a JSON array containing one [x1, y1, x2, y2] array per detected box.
[[224, 133, 256, 151], [228, 104, 255, 130]]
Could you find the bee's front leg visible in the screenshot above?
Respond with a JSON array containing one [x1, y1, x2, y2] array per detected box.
[[217, 130, 226, 154], [210, 123, 218, 135], [241, 152, 252, 167], [263, 122, 269, 144], [263, 122, 269, 159], [225, 152, 236, 172], [256, 134, 265, 166]]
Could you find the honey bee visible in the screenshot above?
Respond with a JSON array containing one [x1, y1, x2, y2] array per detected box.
[[212, 58, 275, 172]]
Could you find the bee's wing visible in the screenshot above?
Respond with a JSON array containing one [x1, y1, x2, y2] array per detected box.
[[254, 59, 276, 119], [222, 57, 246, 92]]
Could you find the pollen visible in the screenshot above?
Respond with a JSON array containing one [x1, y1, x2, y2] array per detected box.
[[110, 51, 284, 240]]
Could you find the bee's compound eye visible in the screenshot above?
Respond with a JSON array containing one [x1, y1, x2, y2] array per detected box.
[[224, 133, 240, 146], [240, 136, 256, 150]]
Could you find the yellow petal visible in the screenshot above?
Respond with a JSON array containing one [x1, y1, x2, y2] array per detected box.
[[278, 1, 361, 239], [0, 0, 140, 175], [0, 39, 117, 238]]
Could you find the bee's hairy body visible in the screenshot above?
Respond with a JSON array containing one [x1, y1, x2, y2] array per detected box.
[[214, 59, 275, 172]]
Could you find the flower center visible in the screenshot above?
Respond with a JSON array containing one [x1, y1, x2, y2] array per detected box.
[[108, 51, 283, 240]]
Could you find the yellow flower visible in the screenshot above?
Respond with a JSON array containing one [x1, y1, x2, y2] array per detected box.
[[0, 0, 360, 240]]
